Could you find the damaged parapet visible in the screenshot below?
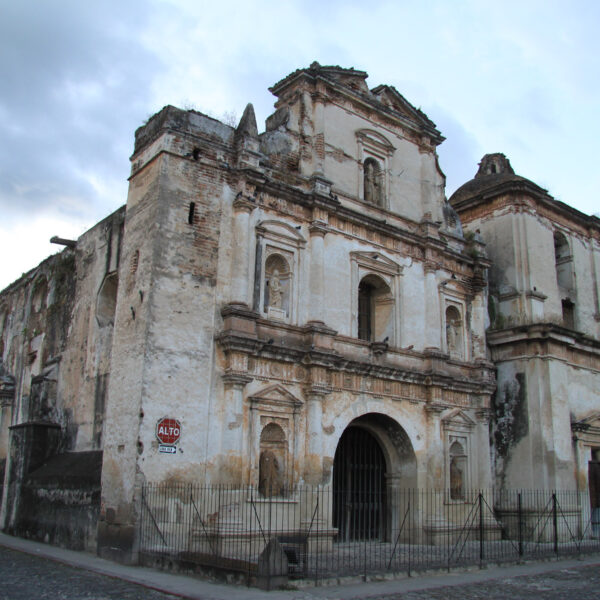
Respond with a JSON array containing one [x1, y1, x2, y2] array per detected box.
[[235, 103, 261, 169]]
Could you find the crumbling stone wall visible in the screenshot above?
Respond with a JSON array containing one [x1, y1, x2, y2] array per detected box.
[[0, 207, 125, 549]]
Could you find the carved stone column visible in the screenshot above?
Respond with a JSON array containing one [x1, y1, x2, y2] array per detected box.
[[304, 386, 328, 484], [475, 407, 494, 488], [308, 221, 328, 325], [221, 372, 252, 484], [425, 402, 445, 489], [230, 195, 256, 306], [424, 262, 441, 350]]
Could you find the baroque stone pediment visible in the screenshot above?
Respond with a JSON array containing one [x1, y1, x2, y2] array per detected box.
[[370, 85, 440, 135], [350, 251, 402, 275], [249, 383, 303, 411], [356, 129, 395, 154], [256, 220, 306, 247], [441, 408, 475, 429], [572, 412, 600, 434]]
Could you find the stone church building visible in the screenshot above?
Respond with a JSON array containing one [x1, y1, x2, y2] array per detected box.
[[0, 64, 598, 560]]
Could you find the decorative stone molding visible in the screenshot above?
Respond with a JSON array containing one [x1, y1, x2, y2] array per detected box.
[[222, 372, 253, 388], [232, 193, 257, 214], [310, 173, 333, 197], [308, 221, 329, 237], [370, 340, 389, 356]]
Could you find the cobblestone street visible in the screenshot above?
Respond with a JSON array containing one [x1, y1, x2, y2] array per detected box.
[[366, 564, 600, 600], [0, 539, 599, 600], [0, 547, 179, 600]]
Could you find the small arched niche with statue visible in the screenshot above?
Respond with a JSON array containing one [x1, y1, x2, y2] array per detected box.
[[258, 422, 287, 497], [254, 220, 306, 325], [356, 129, 394, 210], [248, 383, 302, 497], [445, 304, 464, 360], [264, 253, 291, 320]]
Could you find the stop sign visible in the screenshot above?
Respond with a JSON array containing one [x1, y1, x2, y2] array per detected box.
[[156, 417, 181, 445]]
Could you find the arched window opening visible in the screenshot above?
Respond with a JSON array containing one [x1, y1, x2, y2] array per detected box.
[[445, 306, 464, 359], [449, 440, 467, 500], [554, 231, 570, 262], [554, 231, 575, 326], [259, 422, 287, 497], [358, 280, 374, 341], [96, 272, 119, 327], [357, 275, 393, 342], [363, 157, 383, 207], [264, 254, 291, 318], [554, 231, 574, 290]]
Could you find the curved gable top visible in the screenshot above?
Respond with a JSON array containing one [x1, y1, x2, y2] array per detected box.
[[371, 85, 441, 135], [257, 220, 307, 246], [356, 129, 395, 153], [572, 412, 600, 433]]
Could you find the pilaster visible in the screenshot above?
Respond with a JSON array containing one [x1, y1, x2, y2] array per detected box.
[[230, 194, 257, 306]]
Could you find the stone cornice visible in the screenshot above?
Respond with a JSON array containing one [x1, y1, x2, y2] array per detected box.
[[215, 325, 495, 398], [487, 322, 600, 350], [454, 183, 600, 238], [487, 322, 600, 369]]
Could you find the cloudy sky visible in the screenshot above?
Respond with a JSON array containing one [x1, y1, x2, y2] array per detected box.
[[1, 0, 598, 290]]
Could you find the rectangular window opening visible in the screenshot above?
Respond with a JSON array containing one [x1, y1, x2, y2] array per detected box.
[[188, 202, 196, 225]]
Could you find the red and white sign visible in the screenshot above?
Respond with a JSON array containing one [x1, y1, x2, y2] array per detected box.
[[156, 417, 181, 445]]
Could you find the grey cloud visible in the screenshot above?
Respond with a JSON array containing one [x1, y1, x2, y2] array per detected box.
[[0, 1, 162, 223]]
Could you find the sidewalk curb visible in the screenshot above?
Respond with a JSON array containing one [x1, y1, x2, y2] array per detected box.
[[0, 533, 599, 600]]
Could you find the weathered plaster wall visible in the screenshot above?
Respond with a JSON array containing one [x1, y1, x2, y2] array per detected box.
[[0, 209, 123, 548], [459, 195, 600, 335], [0, 207, 124, 456], [453, 155, 600, 495], [99, 108, 238, 559]]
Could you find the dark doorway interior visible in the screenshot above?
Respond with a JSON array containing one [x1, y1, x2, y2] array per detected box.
[[332, 426, 386, 541]]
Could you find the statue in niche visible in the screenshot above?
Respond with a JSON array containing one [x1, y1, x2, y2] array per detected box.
[[364, 159, 382, 205], [268, 269, 282, 308], [446, 321, 458, 353], [259, 450, 283, 497], [446, 308, 462, 357], [450, 456, 464, 500]]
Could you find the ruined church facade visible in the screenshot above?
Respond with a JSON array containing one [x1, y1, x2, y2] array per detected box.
[[0, 64, 597, 559]]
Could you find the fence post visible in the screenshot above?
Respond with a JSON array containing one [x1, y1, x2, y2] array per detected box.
[[552, 492, 558, 556], [518, 492, 523, 557], [479, 492, 484, 566], [407, 497, 411, 578]]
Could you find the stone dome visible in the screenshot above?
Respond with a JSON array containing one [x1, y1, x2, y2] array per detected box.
[[449, 153, 545, 206]]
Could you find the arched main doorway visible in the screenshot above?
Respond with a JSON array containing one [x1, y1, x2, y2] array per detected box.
[[332, 414, 417, 542], [333, 426, 386, 541]]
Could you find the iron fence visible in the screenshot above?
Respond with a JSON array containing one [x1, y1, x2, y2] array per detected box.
[[138, 484, 600, 587]]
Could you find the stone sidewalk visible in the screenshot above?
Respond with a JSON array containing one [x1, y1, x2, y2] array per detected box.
[[0, 533, 599, 599]]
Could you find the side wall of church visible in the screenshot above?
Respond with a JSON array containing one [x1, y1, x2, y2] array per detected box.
[[0, 207, 124, 548]]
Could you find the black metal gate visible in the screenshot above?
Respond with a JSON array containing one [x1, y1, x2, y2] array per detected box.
[[333, 426, 386, 541]]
